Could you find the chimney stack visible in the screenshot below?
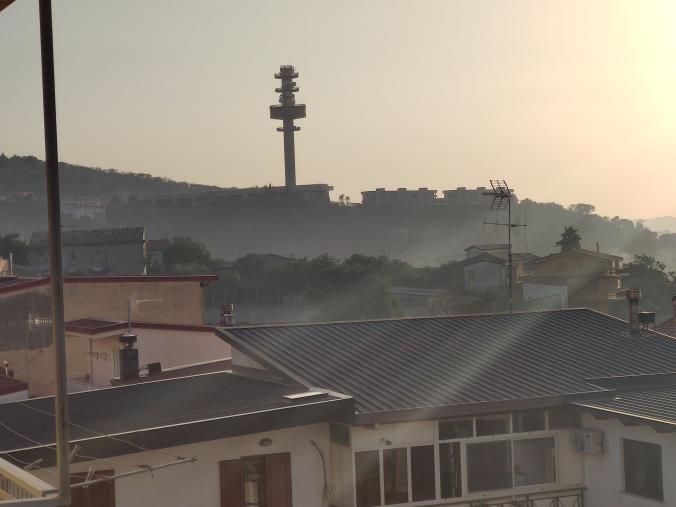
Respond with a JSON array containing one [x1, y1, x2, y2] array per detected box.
[[626, 289, 641, 336], [119, 333, 139, 381]]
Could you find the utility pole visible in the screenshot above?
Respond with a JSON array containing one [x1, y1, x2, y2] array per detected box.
[[482, 180, 526, 314], [38, 0, 70, 503]]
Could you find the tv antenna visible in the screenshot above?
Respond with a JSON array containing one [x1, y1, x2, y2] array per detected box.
[[482, 180, 526, 314], [126, 298, 163, 334]]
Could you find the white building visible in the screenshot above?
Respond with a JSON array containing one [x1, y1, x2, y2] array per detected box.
[[2, 302, 676, 507]]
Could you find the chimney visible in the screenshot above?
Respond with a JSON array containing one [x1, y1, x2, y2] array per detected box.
[[595, 242, 600, 253], [626, 289, 641, 336], [118, 333, 139, 381], [220, 303, 236, 327]]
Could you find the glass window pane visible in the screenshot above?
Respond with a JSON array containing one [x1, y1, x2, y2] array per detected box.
[[513, 410, 546, 433], [476, 414, 510, 436], [242, 458, 266, 507], [623, 439, 663, 500], [467, 441, 513, 492], [548, 408, 581, 429], [411, 445, 436, 502], [513, 437, 556, 486], [383, 448, 408, 505], [355, 450, 381, 507], [439, 419, 473, 440], [440, 442, 462, 499]]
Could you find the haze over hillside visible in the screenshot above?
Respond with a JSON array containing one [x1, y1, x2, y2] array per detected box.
[[2, 154, 676, 269]]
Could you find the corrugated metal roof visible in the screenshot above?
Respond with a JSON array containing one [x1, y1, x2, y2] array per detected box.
[[219, 309, 676, 421], [571, 384, 676, 428], [0, 372, 352, 454]]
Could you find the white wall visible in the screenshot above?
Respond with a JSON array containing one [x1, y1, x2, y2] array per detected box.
[[464, 262, 505, 293], [36, 423, 332, 507], [582, 413, 676, 507], [523, 283, 568, 306]]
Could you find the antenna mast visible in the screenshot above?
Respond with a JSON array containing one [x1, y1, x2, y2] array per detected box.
[[482, 180, 526, 314]]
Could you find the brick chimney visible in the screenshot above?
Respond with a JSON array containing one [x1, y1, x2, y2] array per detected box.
[[626, 289, 641, 336]]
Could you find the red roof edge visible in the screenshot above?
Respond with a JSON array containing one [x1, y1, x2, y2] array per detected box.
[[0, 275, 218, 295]]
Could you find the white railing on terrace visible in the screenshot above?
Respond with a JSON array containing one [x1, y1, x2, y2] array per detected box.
[[0, 457, 59, 505]]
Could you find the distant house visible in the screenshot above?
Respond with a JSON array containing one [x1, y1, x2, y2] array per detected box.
[[457, 250, 538, 294], [521, 248, 624, 313], [27, 227, 147, 276]]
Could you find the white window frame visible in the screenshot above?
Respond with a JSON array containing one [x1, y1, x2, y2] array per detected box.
[[353, 410, 568, 507]]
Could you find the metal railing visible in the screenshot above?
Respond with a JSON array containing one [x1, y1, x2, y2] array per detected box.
[[465, 487, 585, 507]]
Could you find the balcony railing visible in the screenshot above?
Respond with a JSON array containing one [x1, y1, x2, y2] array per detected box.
[[0, 457, 59, 505], [443, 487, 585, 507]]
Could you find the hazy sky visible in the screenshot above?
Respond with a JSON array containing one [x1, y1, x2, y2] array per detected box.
[[1, 0, 676, 218]]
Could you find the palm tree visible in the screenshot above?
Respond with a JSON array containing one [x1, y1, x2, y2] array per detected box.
[[555, 226, 582, 252]]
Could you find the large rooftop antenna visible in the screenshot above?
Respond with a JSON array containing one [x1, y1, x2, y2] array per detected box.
[[270, 65, 306, 191], [482, 180, 526, 314]]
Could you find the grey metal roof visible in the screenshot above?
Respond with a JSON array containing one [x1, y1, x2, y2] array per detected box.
[[0, 372, 352, 460], [571, 384, 676, 429], [219, 309, 676, 422]]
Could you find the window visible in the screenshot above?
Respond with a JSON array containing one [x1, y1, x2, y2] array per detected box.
[[439, 418, 473, 440], [623, 439, 663, 500], [467, 441, 512, 492], [411, 445, 436, 502], [476, 413, 510, 436], [440, 442, 462, 499], [548, 408, 581, 429], [383, 448, 408, 505], [513, 410, 545, 433], [220, 453, 292, 507], [355, 450, 381, 507], [513, 438, 556, 486]]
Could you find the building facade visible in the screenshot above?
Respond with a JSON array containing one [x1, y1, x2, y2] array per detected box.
[[28, 227, 147, 276]]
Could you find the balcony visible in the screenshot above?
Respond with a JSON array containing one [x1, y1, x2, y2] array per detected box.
[[0, 457, 59, 505]]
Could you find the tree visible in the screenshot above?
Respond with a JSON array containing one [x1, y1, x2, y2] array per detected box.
[[0, 233, 28, 265], [613, 254, 676, 322], [569, 203, 596, 215], [555, 226, 581, 252], [162, 236, 212, 272]]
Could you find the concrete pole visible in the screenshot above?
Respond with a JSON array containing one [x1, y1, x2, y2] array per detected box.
[[38, 0, 71, 503]]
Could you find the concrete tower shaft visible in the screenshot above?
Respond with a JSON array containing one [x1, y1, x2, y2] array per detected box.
[[270, 65, 306, 190]]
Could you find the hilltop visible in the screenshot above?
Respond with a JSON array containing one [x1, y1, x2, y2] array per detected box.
[[2, 154, 675, 269], [0, 154, 220, 201]]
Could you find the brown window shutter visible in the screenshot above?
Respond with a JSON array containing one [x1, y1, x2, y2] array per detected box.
[[265, 453, 292, 507], [220, 459, 244, 507], [70, 470, 115, 507]]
